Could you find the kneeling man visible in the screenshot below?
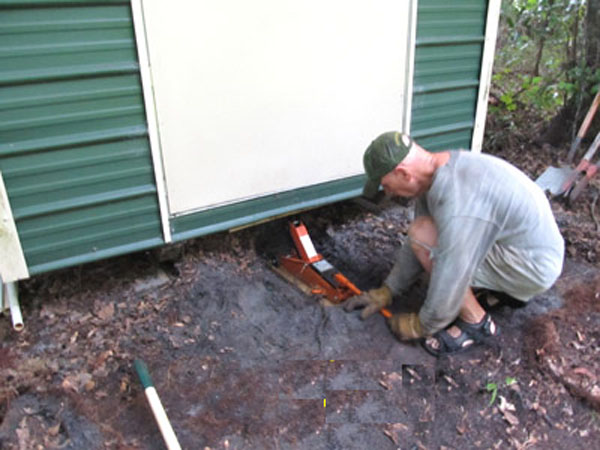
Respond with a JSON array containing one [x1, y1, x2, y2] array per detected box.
[[345, 132, 564, 356]]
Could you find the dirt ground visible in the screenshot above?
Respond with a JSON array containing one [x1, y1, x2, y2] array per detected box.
[[1, 143, 599, 449]]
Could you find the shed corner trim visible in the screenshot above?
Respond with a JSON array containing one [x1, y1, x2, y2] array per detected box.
[[0, 172, 29, 282]]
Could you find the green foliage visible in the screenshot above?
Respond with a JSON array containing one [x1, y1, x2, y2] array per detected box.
[[485, 376, 518, 406], [487, 0, 595, 147], [486, 382, 499, 406], [496, 0, 585, 111]]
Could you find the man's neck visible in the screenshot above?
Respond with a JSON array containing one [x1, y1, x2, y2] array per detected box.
[[432, 151, 451, 170]]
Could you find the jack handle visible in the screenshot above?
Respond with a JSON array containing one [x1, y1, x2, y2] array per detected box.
[[380, 308, 393, 319], [334, 273, 392, 318], [333, 273, 361, 296]]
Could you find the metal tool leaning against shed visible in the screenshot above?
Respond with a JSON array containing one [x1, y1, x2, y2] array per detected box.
[[344, 131, 565, 356]]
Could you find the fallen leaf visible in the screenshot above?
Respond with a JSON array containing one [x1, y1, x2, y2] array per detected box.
[[62, 372, 92, 393], [48, 423, 61, 436], [391, 423, 409, 431], [444, 374, 459, 388], [523, 434, 539, 448], [95, 302, 115, 321], [571, 367, 596, 380], [383, 423, 408, 445], [78, 313, 93, 324], [405, 367, 422, 381], [499, 395, 516, 412], [379, 371, 402, 390], [379, 380, 391, 390], [502, 410, 520, 426], [62, 376, 78, 392], [92, 350, 113, 370]]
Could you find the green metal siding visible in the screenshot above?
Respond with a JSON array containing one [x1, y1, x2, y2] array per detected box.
[[171, 176, 364, 242], [0, 1, 163, 275], [411, 0, 487, 150]]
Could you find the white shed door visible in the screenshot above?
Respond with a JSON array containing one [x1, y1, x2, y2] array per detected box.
[[141, 1, 412, 215]]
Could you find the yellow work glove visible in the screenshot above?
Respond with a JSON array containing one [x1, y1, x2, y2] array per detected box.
[[343, 285, 392, 319], [388, 312, 425, 340]]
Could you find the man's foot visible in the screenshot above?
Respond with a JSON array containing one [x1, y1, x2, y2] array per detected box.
[[422, 313, 499, 357]]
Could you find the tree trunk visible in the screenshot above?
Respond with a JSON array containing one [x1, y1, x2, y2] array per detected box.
[[533, 39, 545, 77], [586, 0, 600, 71]]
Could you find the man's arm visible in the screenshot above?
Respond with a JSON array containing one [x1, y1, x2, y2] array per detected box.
[[384, 196, 429, 295], [384, 242, 423, 295]]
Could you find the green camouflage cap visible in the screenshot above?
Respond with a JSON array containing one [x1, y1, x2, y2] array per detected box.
[[362, 131, 414, 198]]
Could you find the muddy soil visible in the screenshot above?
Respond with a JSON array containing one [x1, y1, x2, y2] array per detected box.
[[1, 143, 599, 449]]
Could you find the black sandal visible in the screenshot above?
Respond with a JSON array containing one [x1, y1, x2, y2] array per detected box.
[[455, 313, 500, 340], [422, 313, 499, 357]]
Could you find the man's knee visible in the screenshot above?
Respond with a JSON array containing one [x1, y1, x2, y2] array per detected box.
[[408, 216, 438, 248]]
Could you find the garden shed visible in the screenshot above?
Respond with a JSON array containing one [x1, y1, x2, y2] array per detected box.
[[0, 0, 500, 297]]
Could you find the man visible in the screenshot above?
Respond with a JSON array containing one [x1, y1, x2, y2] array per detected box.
[[344, 131, 564, 356]]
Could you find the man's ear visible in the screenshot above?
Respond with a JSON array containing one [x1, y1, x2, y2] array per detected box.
[[394, 165, 411, 181]]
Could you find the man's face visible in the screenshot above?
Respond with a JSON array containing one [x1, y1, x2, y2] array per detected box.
[[380, 168, 420, 198]]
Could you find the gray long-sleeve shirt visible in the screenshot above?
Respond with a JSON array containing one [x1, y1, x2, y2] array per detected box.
[[384, 151, 564, 335]]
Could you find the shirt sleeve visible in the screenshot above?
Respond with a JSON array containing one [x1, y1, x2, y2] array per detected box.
[[383, 241, 423, 295], [383, 197, 429, 296], [418, 216, 499, 335]]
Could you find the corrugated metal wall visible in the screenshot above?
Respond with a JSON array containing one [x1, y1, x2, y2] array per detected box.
[[0, 1, 163, 275], [411, 0, 487, 150]]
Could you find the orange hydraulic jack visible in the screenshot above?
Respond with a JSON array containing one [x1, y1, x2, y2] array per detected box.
[[278, 221, 392, 318]]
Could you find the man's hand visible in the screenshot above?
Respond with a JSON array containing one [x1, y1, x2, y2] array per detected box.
[[388, 312, 424, 340], [343, 285, 392, 319]]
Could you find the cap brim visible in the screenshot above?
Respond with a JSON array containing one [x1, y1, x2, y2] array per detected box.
[[362, 178, 381, 199]]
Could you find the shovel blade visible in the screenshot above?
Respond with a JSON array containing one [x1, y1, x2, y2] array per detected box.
[[535, 166, 574, 196]]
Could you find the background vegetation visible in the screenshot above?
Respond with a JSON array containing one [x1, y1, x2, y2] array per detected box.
[[486, 0, 600, 152]]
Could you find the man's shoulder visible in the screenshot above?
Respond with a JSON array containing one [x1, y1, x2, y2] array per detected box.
[[453, 150, 522, 173], [453, 149, 504, 162]]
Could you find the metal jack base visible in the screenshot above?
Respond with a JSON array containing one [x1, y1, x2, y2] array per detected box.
[[277, 221, 392, 318]]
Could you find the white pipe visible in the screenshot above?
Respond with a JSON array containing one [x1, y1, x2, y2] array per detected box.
[[0, 279, 5, 313], [6, 282, 23, 332]]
